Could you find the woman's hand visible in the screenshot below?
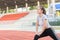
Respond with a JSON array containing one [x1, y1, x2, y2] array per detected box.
[[36, 32, 38, 34], [35, 32, 41, 35]]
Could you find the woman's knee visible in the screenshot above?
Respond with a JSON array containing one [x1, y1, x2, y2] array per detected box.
[[34, 35, 39, 38], [34, 35, 39, 40]]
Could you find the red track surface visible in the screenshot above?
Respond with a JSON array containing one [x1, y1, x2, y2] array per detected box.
[[0, 12, 29, 21], [0, 30, 60, 40]]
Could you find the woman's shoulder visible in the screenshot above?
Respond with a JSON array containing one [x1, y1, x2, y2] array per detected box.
[[43, 14, 48, 19], [43, 14, 47, 17]]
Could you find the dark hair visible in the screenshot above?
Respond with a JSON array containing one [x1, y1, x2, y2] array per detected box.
[[39, 6, 46, 15]]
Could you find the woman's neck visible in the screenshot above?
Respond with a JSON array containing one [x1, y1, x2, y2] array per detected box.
[[39, 13, 43, 17]]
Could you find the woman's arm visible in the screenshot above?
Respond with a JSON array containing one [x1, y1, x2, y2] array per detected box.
[[36, 19, 47, 35], [43, 19, 47, 30], [36, 20, 39, 34], [40, 19, 47, 34]]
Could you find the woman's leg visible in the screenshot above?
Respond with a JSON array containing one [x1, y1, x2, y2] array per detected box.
[[34, 28, 49, 40], [34, 34, 40, 40], [34, 28, 58, 40], [40, 28, 58, 40], [38, 28, 49, 38], [48, 28, 58, 40]]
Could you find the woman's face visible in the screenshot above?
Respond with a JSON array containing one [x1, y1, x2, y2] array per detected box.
[[37, 8, 43, 14]]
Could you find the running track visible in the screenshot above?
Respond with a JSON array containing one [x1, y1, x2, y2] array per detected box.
[[0, 30, 60, 40], [0, 12, 60, 40], [0, 12, 29, 21]]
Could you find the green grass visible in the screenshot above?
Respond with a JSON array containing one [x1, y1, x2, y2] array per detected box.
[[49, 21, 60, 26]]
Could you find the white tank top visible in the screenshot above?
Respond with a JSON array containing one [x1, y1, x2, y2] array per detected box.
[[37, 14, 51, 32]]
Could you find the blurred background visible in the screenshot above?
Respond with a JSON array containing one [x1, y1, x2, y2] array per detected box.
[[0, 0, 60, 32]]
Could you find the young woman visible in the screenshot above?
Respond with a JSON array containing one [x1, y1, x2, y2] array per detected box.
[[34, 6, 58, 40]]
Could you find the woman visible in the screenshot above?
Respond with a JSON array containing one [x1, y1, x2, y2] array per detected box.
[[34, 6, 58, 40]]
